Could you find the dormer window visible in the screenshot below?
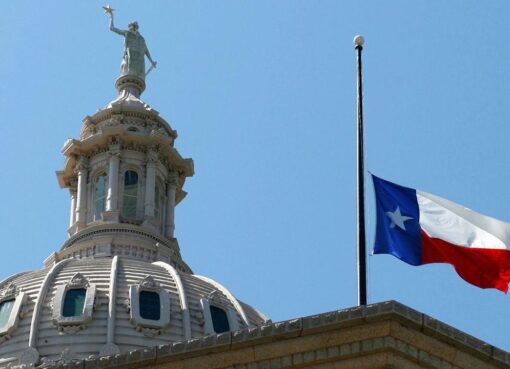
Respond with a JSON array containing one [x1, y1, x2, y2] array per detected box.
[[62, 288, 86, 317], [0, 283, 27, 342], [209, 305, 230, 333], [200, 293, 239, 335], [52, 273, 96, 333], [94, 173, 107, 221], [139, 291, 160, 320], [123, 170, 139, 219], [128, 275, 170, 336], [0, 300, 15, 330]]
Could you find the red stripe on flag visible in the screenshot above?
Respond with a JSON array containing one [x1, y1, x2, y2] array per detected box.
[[421, 230, 510, 293]]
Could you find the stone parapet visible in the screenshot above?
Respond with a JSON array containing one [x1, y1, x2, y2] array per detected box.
[[13, 301, 507, 369]]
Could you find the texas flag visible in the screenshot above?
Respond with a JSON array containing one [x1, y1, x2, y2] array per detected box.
[[372, 175, 510, 292]]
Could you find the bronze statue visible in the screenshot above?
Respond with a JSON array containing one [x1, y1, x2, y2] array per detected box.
[[104, 6, 157, 79]]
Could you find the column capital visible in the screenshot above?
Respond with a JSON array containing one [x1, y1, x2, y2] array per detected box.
[[74, 156, 89, 172], [146, 149, 159, 164], [108, 137, 122, 156], [167, 172, 179, 187], [69, 186, 78, 196]]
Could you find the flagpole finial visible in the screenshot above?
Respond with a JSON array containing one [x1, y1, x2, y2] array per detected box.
[[353, 35, 365, 47]]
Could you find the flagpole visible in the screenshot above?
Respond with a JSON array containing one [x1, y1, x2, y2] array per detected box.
[[354, 35, 367, 306]]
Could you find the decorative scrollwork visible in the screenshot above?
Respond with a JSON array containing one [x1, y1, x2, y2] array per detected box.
[[138, 275, 159, 290], [0, 283, 18, 299], [136, 326, 161, 337], [68, 273, 89, 288]]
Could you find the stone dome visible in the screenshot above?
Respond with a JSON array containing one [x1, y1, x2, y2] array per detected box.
[[0, 249, 267, 367], [0, 41, 268, 367]]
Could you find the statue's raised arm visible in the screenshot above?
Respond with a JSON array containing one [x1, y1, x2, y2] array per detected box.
[[104, 6, 157, 80], [109, 12, 126, 36]]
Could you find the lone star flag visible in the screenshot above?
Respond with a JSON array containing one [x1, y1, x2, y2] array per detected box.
[[372, 175, 510, 292]]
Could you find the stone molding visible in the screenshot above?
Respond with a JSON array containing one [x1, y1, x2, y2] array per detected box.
[[51, 224, 191, 273]]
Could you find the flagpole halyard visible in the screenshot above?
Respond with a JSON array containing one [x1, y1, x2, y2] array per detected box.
[[354, 35, 367, 306]]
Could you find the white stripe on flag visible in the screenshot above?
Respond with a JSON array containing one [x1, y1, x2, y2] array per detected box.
[[417, 190, 510, 250]]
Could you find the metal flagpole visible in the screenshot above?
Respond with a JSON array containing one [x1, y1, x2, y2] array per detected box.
[[354, 35, 367, 306]]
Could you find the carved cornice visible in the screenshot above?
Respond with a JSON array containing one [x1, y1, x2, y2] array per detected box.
[[121, 142, 147, 154], [88, 146, 109, 158]]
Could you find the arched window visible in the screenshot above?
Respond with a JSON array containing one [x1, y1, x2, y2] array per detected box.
[[210, 305, 230, 333], [94, 173, 107, 221], [123, 170, 138, 219]]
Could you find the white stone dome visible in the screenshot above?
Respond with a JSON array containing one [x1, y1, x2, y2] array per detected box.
[[0, 240, 267, 367]]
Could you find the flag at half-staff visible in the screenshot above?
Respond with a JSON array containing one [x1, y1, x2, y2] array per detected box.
[[372, 174, 510, 292]]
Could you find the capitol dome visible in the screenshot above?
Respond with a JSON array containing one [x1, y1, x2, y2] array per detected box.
[[0, 31, 268, 368]]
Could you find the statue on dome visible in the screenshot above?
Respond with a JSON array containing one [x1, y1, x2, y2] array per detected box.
[[104, 5, 157, 80]]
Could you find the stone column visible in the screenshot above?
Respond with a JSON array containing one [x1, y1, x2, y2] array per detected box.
[[144, 150, 158, 218], [106, 143, 121, 211], [165, 172, 178, 238], [69, 184, 77, 228], [75, 157, 89, 228]]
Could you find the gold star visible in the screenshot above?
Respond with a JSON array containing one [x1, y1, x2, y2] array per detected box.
[[102, 5, 114, 14]]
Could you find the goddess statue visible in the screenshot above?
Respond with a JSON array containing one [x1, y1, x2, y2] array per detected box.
[[105, 7, 157, 80]]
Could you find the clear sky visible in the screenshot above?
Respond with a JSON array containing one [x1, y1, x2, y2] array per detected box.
[[1, 0, 509, 352]]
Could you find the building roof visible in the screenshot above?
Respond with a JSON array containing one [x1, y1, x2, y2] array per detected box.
[[18, 300, 510, 369], [0, 255, 267, 368]]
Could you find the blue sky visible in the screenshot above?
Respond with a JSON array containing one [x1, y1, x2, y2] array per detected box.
[[1, 0, 510, 351]]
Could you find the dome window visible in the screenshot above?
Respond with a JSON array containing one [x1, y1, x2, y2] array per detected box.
[[0, 283, 27, 342], [94, 173, 107, 221], [62, 288, 86, 317], [139, 291, 160, 320], [0, 300, 15, 329], [52, 273, 96, 333], [209, 305, 230, 333], [129, 275, 170, 336], [122, 170, 139, 219], [200, 292, 239, 335], [127, 126, 139, 132]]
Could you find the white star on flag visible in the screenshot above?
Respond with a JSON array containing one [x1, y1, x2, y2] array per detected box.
[[386, 206, 413, 231]]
